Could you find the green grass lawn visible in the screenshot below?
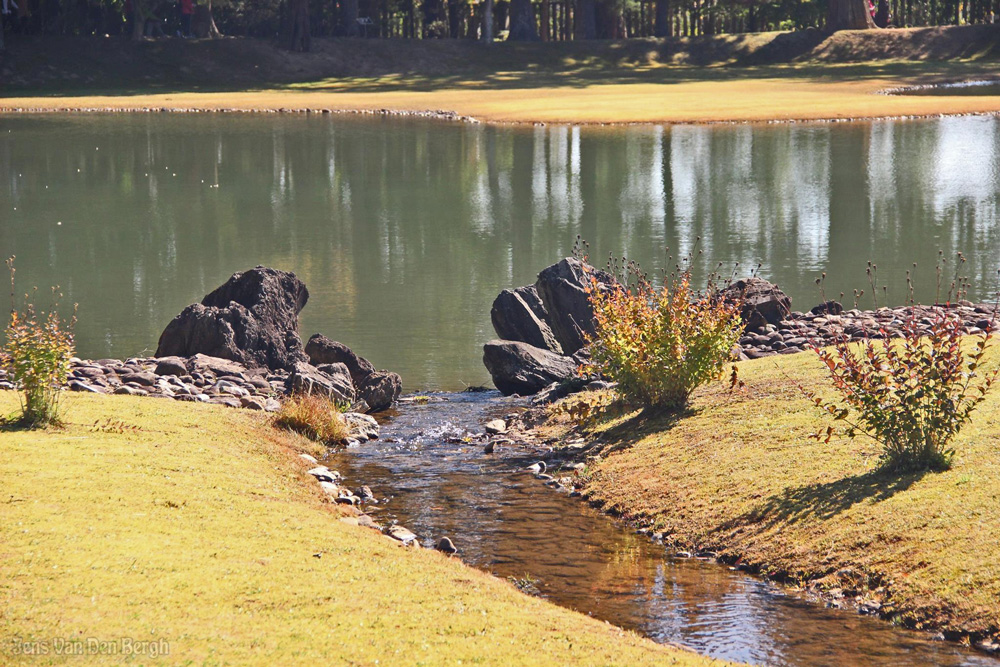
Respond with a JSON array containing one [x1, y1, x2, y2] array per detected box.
[[0, 392, 724, 665], [548, 347, 1000, 645]]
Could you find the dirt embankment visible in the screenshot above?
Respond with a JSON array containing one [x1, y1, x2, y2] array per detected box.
[[2, 24, 999, 93]]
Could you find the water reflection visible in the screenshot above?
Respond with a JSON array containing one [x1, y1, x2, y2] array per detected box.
[[327, 393, 997, 666], [2, 114, 999, 389]]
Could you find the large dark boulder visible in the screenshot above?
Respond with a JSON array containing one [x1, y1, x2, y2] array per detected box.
[[722, 278, 792, 329], [305, 334, 375, 386], [534, 258, 615, 355], [156, 266, 309, 371], [483, 340, 578, 396], [490, 286, 562, 354]]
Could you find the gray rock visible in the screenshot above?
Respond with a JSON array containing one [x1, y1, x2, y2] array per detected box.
[[114, 386, 148, 396], [0, 381, 15, 391], [209, 396, 241, 408], [491, 286, 563, 354], [155, 266, 309, 371], [387, 525, 418, 544], [240, 396, 267, 410], [343, 412, 379, 442], [314, 362, 357, 401], [722, 278, 792, 329], [356, 370, 402, 412], [534, 258, 615, 355], [154, 356, 188, 377], [482, 340, 577, 396], [68, 380, 102, 393], [285, 362, 354, 403], [187, 354, 249, 377], [305, 334, 375, 385], [436, 537, 458, 554], [264, 397, 282, 412], [121, 372, 157, 387], [485, 419, 507, 434]]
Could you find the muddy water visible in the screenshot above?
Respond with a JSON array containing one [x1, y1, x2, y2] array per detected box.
[[327, 392, 997, 667]]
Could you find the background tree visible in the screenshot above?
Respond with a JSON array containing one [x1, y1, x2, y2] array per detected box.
[[575, 0, 597, 38], [507, 0, 537, 38], [827, 0, 876, 30], [339, 0, 361, 35], [287, 0, 311, 50]]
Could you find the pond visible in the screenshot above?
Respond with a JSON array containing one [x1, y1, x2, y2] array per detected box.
[[3, 113, 1000, 390]]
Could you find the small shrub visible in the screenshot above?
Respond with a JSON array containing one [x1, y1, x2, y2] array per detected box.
[[585, 263, 744, 411], [273, 393, 349, 444], [803, 309, 997, 472], [2, 257, 76, 428]]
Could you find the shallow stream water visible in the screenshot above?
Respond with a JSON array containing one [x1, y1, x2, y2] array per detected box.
[[327, 392, 999, 667]]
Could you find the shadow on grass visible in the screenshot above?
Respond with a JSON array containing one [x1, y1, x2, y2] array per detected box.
[[576, 405, 695, 459], [724, 467, 926, 532]]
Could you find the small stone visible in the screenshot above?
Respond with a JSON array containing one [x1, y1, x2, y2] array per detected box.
[[485, 419, 507, 434], [121, 372, 157, 387], [299, 453, 318, 464], [154, 357, 188, 377], [240, 396, 266, 411], [68, 380, 102, 393], [264, 397, 282, 412], [387, 525, 418, 544], [435, 537, 458, 554], [343, 412, 379, 442]]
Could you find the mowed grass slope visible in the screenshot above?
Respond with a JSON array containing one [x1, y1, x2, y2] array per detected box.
[[0, 393, 722, 666], [558, 347, 1000, 641]]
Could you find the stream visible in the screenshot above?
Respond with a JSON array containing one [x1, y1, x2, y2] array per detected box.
[[325, 392, 999, 667]]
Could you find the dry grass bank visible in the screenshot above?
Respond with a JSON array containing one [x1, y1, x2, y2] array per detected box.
[[0, 392, 722, 665], [545, 348, 1000, 646], [2, 27, 1000, 123]]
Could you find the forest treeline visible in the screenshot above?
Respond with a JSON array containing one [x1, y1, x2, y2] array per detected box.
[[1, 0, 997, 52]]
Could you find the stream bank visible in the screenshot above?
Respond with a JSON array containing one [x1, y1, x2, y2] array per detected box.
[[319, 389, 998, 666]]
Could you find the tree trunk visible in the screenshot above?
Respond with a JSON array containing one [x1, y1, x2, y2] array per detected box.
[[131, 0, 146, 40], [654, 0, 669, 36], [575, 0, 596, 38], [286, 0, 311, 51], [447, 0, 462, 37], [541, 0, 550, 40], [482, 0, 494, 40], [340, 0, 360, 35], [507, 0, 538, 39], [827, 0, 876, 30]]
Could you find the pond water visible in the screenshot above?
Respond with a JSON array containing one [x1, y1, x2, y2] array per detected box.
[[3, 114, 1000, 389], [327, 393, 997, 666]]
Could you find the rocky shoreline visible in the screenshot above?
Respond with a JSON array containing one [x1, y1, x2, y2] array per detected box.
[[481, 257, 1000, 400]]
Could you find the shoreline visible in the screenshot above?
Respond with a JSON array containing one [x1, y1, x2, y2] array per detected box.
[[3, 97, 1000, 128]]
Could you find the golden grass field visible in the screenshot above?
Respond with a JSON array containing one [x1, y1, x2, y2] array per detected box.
[[0, 392, 724, 666], [545, 346, 1000, 644]]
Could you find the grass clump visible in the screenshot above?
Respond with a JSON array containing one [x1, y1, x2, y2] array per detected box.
[[273, 393, 349, 444], [586, 260, 743, 411], [2, 256, 76, 428]]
